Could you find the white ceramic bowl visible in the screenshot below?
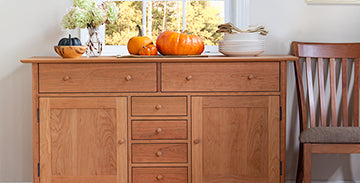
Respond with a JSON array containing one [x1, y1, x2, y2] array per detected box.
[[219, 40, 265, 45], [219, 50, 264, 56], [223, 32, 260, 41]]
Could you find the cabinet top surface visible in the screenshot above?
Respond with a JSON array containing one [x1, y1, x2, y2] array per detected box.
[[21, 55, 298, 63]]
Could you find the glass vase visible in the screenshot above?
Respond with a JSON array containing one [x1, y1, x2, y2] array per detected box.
[[86, 26, 103, 57]]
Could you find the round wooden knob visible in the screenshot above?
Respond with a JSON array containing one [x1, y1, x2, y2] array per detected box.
[[63, 75, 71, 81], [118, 139, 125, 144], [156, 175, 163, 180], [125, 75, 132, 81], [156, 151, 162, 157], [248, 75, 255, 80], [186, 75, 192, 81], [155, 128, 162, 134], [155, 104, 162, 110], [194, 139, 200, 144]]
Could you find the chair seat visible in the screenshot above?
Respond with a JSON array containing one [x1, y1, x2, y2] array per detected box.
[[300, 127, 360, 143]]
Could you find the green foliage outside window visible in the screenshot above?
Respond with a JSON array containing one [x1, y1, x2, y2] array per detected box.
[[105, 1, 223, 46]]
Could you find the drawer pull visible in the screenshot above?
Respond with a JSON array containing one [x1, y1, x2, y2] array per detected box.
[[155, 151, 162, 157], [63, 75, 71, 81], [194, 139, 201, 144], [155, 128, 162, 134], [156, 175, 163, 180], [185, 75, 193, 81], [155, 104, 162, 110], [118, 139, 125, 144], [125, 75, 132, 81], [248, 74, 255, 80]]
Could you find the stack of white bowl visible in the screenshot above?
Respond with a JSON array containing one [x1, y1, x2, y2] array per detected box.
[[219, 32, 265, 56]]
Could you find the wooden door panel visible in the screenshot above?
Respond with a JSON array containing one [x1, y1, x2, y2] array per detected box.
[[192, 96, 280, 183], [40, 97, 127, 183]]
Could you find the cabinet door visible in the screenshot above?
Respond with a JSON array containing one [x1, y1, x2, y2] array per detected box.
[[39, 97, 127, 183], [192, 96, 280, 183]]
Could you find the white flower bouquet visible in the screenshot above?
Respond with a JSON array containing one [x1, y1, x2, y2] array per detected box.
[[62, 0, 119, 29]]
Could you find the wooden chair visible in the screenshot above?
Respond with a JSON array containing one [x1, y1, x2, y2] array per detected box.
[[292, 42, 360, 183]]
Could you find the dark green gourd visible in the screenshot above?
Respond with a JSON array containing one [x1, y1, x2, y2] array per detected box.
[[58, 34, 82, 46]]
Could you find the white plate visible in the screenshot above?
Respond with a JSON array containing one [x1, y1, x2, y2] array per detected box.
[[223, 32, 260, 41], [219, 40, 265, 45], [219, 50, 264, 56]]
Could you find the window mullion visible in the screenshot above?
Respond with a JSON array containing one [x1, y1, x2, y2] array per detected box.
[[181, 0, 186, 32], [142, 0, 147, 36]]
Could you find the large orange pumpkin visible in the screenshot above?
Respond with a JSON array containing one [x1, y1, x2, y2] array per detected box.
[[127, 25, 152, 55], [156, 31, 204, 55]]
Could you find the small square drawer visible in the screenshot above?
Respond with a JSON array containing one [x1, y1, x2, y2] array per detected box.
[[161, 62, 280, 92], [39, 63, 157, 92], [132, 143, 188, 163], [132, 167, 187, 183], [132, 97, 187, 116], [132, 120, 188, 140]]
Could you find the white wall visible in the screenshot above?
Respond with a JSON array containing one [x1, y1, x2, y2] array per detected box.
[[0, 0, 76, 181], [249, 0, 360, 181], [1, 0, 360, 182]]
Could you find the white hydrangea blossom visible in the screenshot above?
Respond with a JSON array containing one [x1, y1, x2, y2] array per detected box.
[[104, 1, 118, 24], [74, 0, 96, 10], [90, 6, 107, 27], [62, 0, 119, 30]]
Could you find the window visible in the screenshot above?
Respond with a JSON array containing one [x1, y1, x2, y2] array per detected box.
[[80, 0, 249, 56]]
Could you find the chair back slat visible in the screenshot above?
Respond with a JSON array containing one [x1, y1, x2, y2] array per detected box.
[[306, 57, 316, 127], [317, 58, 327, 126], [292, 42, 360, 130], [329, 58, 337, 127], [354, 58, 360, 127], [342, 58, 349, 126], [294, 59, 308, 131]]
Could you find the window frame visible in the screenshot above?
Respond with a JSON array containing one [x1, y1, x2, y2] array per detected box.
[[80, 0, 249, 56]]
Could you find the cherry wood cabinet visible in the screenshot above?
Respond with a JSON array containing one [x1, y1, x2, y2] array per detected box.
[[21, 55, 297, 183]]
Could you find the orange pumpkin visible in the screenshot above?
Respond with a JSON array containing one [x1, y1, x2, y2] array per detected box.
[[156, 30, 204, 55], [139, 43, 158, 56], [127, 25, 152, 55]]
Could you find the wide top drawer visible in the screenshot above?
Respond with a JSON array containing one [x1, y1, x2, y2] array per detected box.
[[161, 62, 280, 92], [39, 63, 157, 93]]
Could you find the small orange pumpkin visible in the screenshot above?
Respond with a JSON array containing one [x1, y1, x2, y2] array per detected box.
[[139, 43, 158, 56], [127, 25, 152, 55], [156, 30, 204, 55]]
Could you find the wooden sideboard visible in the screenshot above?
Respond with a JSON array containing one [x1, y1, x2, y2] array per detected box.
[[21, 55, 297, 183]]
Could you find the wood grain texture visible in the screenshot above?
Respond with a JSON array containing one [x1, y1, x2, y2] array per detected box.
[[132, 143, 188, 163], [317, 58, 327, 126], [21, 55, 298, 63], [161, 62, 280, 92], [355, 58, 360, 127], [132, 120, 187, 140], [32, 64, 40, 183], [39, 63, 157, 93], [292, 42, 360, 183], [330, 58, 337, 127], [280, 61, 287, 183], [192, 96, 279, 183], [131, 97, 187, 116], [305, 57, 316, 127], [132, 167, 188, 183], [24, 57, 289, 183], [40, 97, 127, 183], [342, 58, 349, 126]]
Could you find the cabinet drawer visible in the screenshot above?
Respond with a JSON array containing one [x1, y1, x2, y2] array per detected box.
[[132, 120, 187, 140], [132, 167, 187, 183], [39, 63, 157, 92], [132, 143, 188, 163], [132, 97, 187, 116], [161, 62, 280, 92]]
